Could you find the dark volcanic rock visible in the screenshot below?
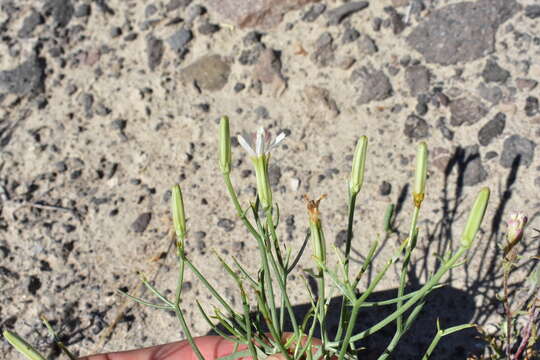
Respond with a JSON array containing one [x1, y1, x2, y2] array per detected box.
[[342, 28, 360, 44], [357, 34, 377, 55], [481, 59, 510, 83], [167, 29, 193, 52], [302, 3, 326, 22], [525, 96, 539, 117], [384, 6, 405, 34], [525, 5, 540, 19], [0, 56, 46, 96], [217, 218, 235, 232], [146, 36, 164, 71], [405, 65, 430, 96], [311, 32, 336, 67], [478, 112, 505, 146], [18, 10, 44, 38], [132, 213, 152, 233], [500, 135, 535, 168], [43, 0, 75, 28], [404, 114, 430, 139], [477, 83, 503, 104], [406, 0, 519, 65], [326, 1, 369, 25], [351, 66, 392, 104], [449, 97, 488, 126], [462, 145, 488, 186], [181, 55, 231, 91]]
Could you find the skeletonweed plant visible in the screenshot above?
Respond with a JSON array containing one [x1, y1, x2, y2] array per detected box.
[[4, 116, 491, 360]]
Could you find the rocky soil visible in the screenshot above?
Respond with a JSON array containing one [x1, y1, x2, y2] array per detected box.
[[1, 0, 540, 359]]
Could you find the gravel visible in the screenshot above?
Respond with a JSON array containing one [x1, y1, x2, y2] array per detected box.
[[500, 135, 536, 168]]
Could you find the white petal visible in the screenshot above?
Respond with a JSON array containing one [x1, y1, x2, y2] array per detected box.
[[237, 135, 256, 157], [268, 132, 286, 152], [256, 127, 264, 156]]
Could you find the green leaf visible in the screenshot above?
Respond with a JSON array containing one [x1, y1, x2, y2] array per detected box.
[[3, 330, 47, 360]]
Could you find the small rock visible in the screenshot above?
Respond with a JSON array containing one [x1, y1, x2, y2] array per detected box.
[[342, 28, 360, 44], [110, 27, 122, 38], [500, 135, 535, 168], [372, 17, 382, 31], [234, 83, 245, 92], [0, 55, 46, 96], [167, 29, 193, 52], [525, 5, 540, 19], [485, 151, 498, 160], [181, 55, 231, 91], [302, 3, 326, 22], [145, 4, 158, 17], [404, 114, 430, 139], [415, 102, 428, 116], [75, 4, 91, 17], [303, 85, 339, 118], [268, 165, 282, 186], [406, 0, 518, 65], [379, 181, 392, 196], [54, 161, 68, 173], [436, 117, 454, 140], [357, 34, 377, 55], [384, 6, 405, 34], [350, 66, 392, 105], [253, 49, 287, 96], [449, 97, 488, 126], [335, 230, 347, 247], [217, 218, 235, 232], [80, 93, 94, 116], [132, 213, 152, 233], [255, 106, 269, 119], [462, 145, 488, 186], [481, 59, 510, 83], [43, 0, 74, 27], [311, 32, 336, 67], [478, 112, 505, 146], [477, 83, 502, 104], [515, 78, 538, 91], [198, 22, 220, 35], [166, 0, 192, 11], [28, 275, 42, 295], [18, 10, 44, 38], [95, 103, 111, 116], [111, 119, 127, 130], [405, 65, 430, 96], [185, 4, 206, 22], [326, 1, 369, 26], [336, 56, 356, 70], [524, 96, 539, 117], [289, 178, 300, 192], [124, 33, 138, 41], [239, 45, 265, 65], [146, 35, 164, 71]]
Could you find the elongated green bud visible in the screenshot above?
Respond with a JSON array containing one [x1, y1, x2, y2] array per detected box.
[[460, 187, 490, 249], [413, 142, 428, 208], [219, 116, 231, 174], [306, 195, 327, 266], [3, 330, 47, 360], [253, 156, 272, 210], [349, 136, 368, 196], [171, 185, 186, 241]]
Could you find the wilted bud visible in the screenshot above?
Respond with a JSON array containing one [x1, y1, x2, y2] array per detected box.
[[305, 195, 327, 266], [413, 142, 428, 208], [219, 116, 231, 175], [171, 185, 186, 241], [460, 187, 490, 249], [505, 212, 528, 254], [349, 136, 368, 196]]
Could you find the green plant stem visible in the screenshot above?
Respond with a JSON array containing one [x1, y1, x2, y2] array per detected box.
[[3, 330, 47, 360], [223, 173, 260, 240], [421, 324, 474, 360], [173, 305, 205, 360]]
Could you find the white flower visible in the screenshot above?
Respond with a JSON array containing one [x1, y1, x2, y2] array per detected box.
[[237, 127, 286, 158]]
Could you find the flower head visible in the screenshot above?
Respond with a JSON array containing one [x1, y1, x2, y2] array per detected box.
[[237, 127, 286, 159], [505, 212, 528, 254]]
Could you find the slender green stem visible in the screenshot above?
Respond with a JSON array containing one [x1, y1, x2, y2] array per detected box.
[[174, 306, 205, 360], [337, 300, 361, 360], [3, 331, 46, 360], [421, 324, 474, 360], [223, 173, 260, 240]]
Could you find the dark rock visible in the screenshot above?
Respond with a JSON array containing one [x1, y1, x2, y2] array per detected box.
[[145, 4, 158, 17], [357, 34, 377, 55], [40, 260, 52, 272], [415, 102, 428, 116], [110, 27, 122, 38], [372, 17, 382, 31], [255, 106, 269, 119], [186, 4, 206, 22], [405, 65, 430, 96], [500, 135, 535, 168], [181, 55, 231, 91], [485, 151, 498, 160], [70, 170, 82, 180], [379, 181, 392, 196], [477, 83, 502, 104], [28, 275, 42, 295], [166, 0, 192, 11], [449, 97, 488, 126], [95, 103, 111, 116], [524, 96, 539, 117], [342, 28, 360, 44], [55, 161, 68, 173], [75, 4, 91, 17], [243, 31, 263, 46], [481, 59, 510, 83], [406, 0, 519, 65], [198, 22, 220, 35], [525, 5, 540, 19], [43, 0, 74, 28], [404, 114, 429, 139], [124, 33, 138, 41], [326, 1, 369, 25], [80, 92, 94, 117], [18, 10, 44, 38], [515, 78, 538, 91], [111, 119, 127, 130], [239, 44, 265, 65], [132, 212, 152, 233], [234, 83, 245, 92], [94, 0, 115, 15], [217, 218, 235, 232], [462, 145, 488, 186], [302, 3, 326, 22], [335, 229, 347, 247], [311, 32, 335, 67], [268, 164, 282, 186], [351, 66, 392, 104], [436, 117, 454, 140], [384, 6, 405, 34], [206, 0, 318, 29], [0, 56, 46, 96], [146, 35, 164, 71], [478, 112, 505, 146]]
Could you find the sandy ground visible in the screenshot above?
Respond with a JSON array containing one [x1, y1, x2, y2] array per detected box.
[[1, 0, 540, 358]]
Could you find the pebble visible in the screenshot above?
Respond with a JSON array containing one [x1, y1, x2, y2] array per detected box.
[[80, 93, 94, 117], [181, 55, 231, 91], [525, 5, 540, 19], [342, 28, 360, 44], [234, 83, 245, 92], [350, 66, 393, 104], [326, 1, 369, 26], [110, 27, 122, 38], [477, 83, 502, 104], [357, 34, 377, 55], [462, 145, 488, 186], [500, 135, 536, 168], [478, 112, 505, 146], [379, 181, 392, 196], [238, 44, 264, 65], [198, 22, 220, 35], [18, 10, 44, 38], [145, 4, 158, 17], [449, 97, 488, 126], [515, 78, 538, 91], [254, 106, 269, 119], [166, 0, 192, 12], [302, 3, 326, 22], [404, 114, 430, 139], [111, 119, 127, 130], [0, 55, 46, 95], [27, 275, 42, 295], [384, 6, 405, 34], [436, 117, 454, 140], [415, 102, 428, 116], [65, 83, 78, 96], [268, 165, 282, 186], [43, 0, 74, 28], [372, 17, 382, 31], [405, 65, 430, 96], [124, 33, 138, 41], [146, 35, 164, 71], [524, 96, 539, 117], [217, 218, 235, 232], [75, 4, 92, 17], [334, 230, 347, 247], [131, 213, 152, 233], [311, 32, 336, 67], [481, 59, 510, 83], [95, 103, 111, 116]]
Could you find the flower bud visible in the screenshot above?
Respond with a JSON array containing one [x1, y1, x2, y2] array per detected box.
[[305, 195, 327, 266], [413, 142, 428, 208], [253, 156, 272, 209], [505, 212, 528, 253], [219, 116, 231, 175], [349, 136, 368, 196], [460, 187, 490, 249], [171, 185, 186, 241]]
